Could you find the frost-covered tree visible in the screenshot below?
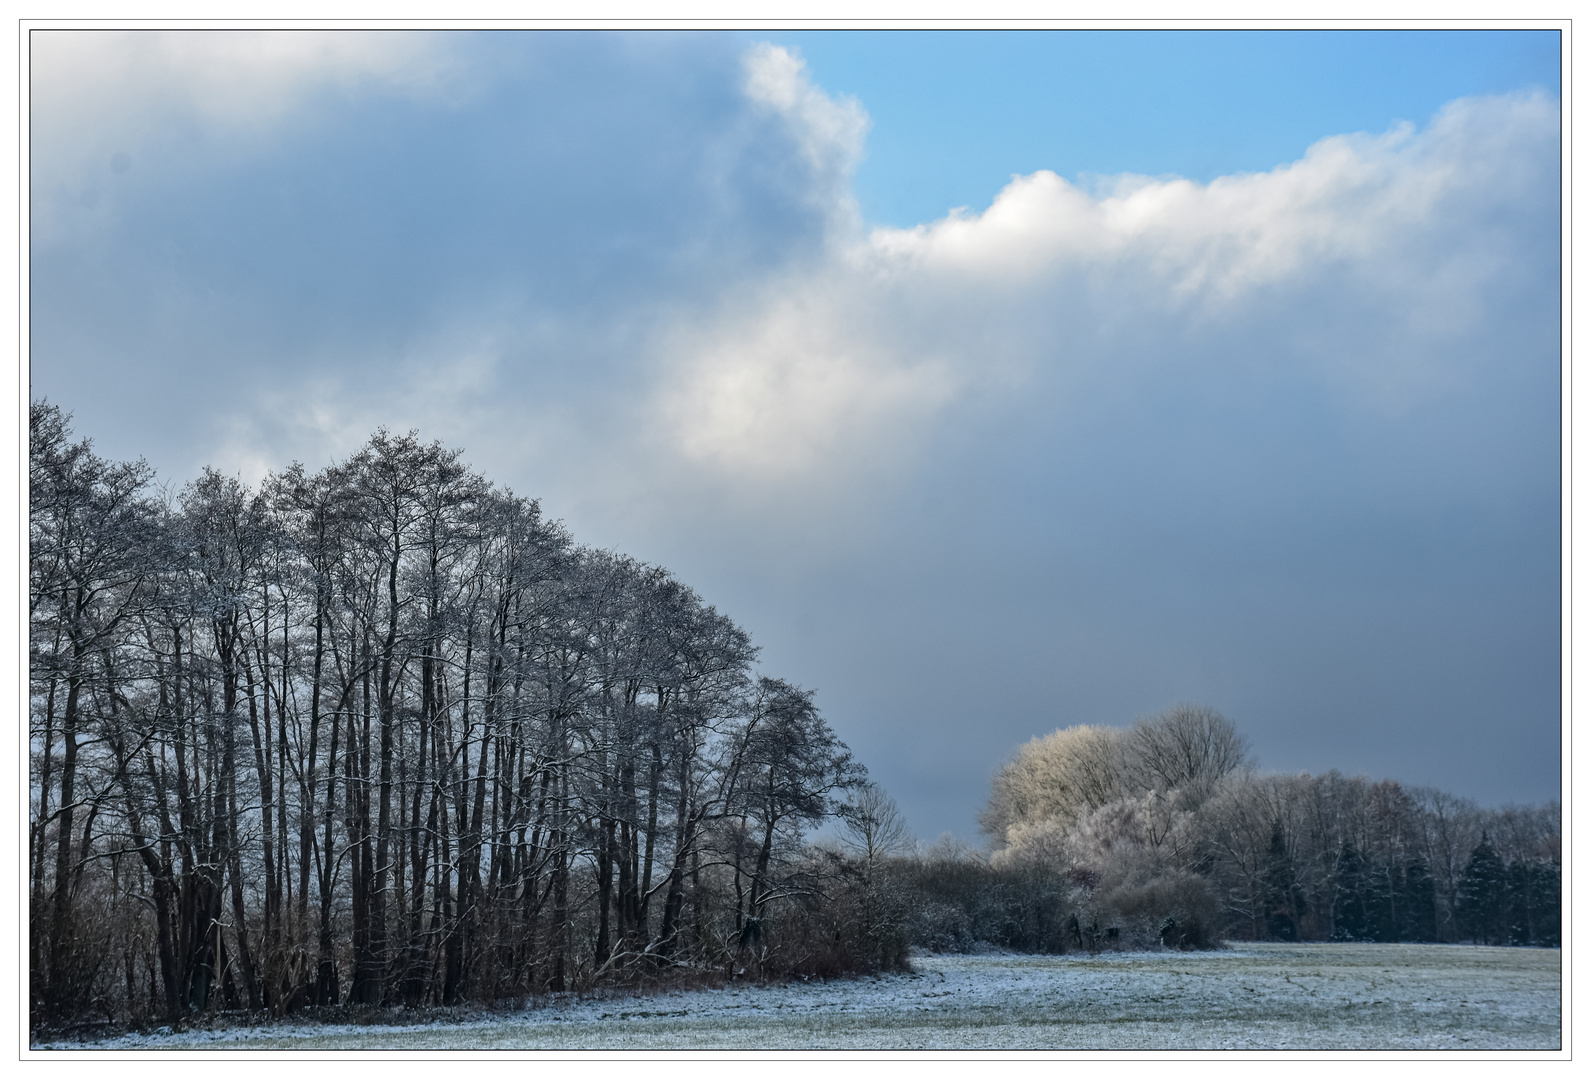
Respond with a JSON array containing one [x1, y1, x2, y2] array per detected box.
[[28, 404, 874, 1031], [1124, 704, 1250, 802], [970, 703, 1554, 951], [980, 724, 1126, 849]]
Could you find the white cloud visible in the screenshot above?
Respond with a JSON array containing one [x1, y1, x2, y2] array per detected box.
[[741, 43, 869, 231], [650, 89, 1557, 494], [870, 93, 1554, 302], [31, 30, 458, 134], [656, 281, 960, 481], [68, 38, 1553, 550]]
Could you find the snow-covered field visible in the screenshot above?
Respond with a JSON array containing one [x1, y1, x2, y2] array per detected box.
[[39, 943, 1561, 1051]]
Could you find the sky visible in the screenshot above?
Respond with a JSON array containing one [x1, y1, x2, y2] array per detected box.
[[27, 29, 1563, 841]]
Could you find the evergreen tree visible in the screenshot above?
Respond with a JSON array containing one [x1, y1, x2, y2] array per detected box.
[[1456, 835, 1508, 944], [1401, 855, 1438, 942], [1331, 841, 1367, 941], [1530, 862, 1561, 947], [1506, 860, 1534, 946], [1505, 859, 1561, 947], [1362, 857, 1399, 942]]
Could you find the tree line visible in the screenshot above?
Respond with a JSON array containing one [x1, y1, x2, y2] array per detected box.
[[29, 403, 880, 1032], [910, 705, 1560, 952], [29, 402, 1559, 1036]]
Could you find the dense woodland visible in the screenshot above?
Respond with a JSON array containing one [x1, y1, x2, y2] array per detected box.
[[29, 404, 1560, 1037], [29, 403, 881, 1032], [932, 708, 1561, 953]]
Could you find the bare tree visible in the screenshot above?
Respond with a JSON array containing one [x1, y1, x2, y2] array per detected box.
[[725, 677, 862, 955], [1124, 704, 1250, 800], [839, 781, 913, 870]]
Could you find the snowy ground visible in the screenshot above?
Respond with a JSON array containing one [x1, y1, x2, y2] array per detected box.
[[38, 942, 1561, 1051]]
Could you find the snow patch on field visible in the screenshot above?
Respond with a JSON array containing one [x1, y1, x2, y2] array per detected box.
[[37, 943, 1561, 1051]]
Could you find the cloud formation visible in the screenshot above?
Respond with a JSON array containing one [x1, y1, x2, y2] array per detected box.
[[32, 29, 453, 126], [28, 34, 1560, 835], [741, 43, 869, 226], [652, 82, 1557, 502], [30, 30, 466, 244], [36, 37, 1553, 514]]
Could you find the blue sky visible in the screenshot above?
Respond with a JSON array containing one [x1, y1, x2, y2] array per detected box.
[[29, 29, 1562, 840], [757, 30, 1560, 225]]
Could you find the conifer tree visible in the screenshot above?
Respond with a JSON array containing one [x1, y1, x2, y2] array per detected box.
[[1457, 835, 1508, 944], [1401, 855, 1438, 942], [1332, 841, 1367, 941]]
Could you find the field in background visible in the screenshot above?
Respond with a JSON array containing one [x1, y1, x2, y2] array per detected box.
[[40, 943, 1561, 1052]]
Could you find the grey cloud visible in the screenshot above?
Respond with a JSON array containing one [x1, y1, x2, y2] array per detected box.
[[27, 36, 1560, 840]]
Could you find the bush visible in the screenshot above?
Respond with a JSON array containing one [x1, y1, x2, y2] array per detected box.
[[750, 849, 912, 979], [1096, 870, 1221, 950]]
